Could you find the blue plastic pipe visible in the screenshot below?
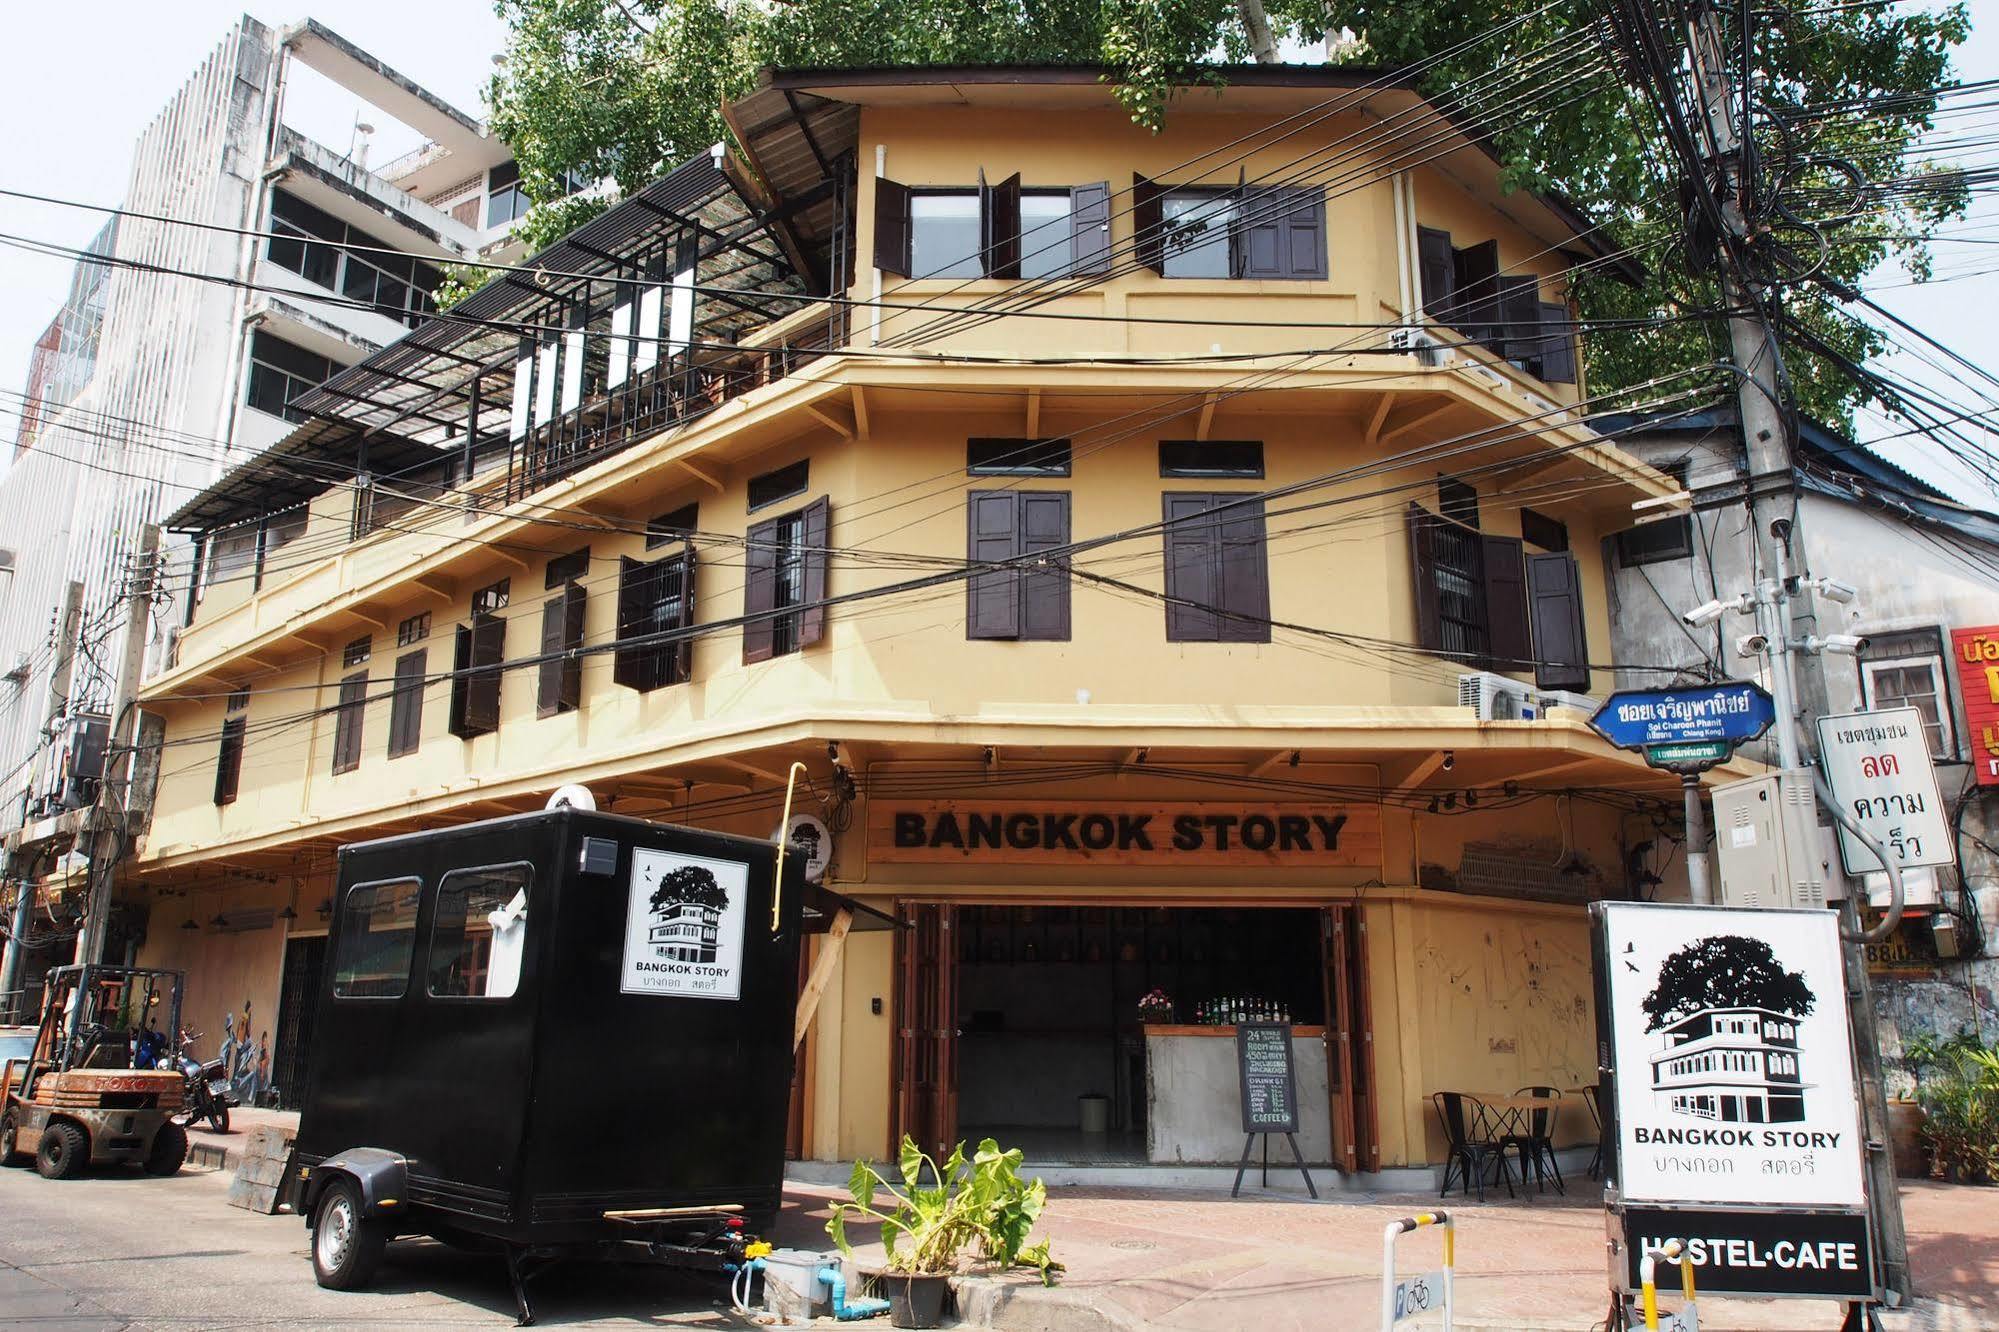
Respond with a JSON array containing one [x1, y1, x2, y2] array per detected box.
[[819, 1265, 891, 1320]]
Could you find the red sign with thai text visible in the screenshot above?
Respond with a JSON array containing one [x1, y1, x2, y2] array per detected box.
[[1951, 625, 1999, 786]]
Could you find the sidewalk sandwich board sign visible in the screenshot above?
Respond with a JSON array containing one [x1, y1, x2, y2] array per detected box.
[[1815, 706, 1952, 876], [1590, 902, 1874, 1302]]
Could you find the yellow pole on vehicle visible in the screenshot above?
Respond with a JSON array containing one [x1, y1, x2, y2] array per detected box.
[[1639, 1238, 1697, 1330], [772, 761, 810, 932]]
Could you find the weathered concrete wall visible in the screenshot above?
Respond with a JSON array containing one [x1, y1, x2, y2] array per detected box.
[[1144, 1031, 1332, 1164]]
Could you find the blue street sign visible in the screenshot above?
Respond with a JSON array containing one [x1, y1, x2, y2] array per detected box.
[[1588, 682, 1777, 752]]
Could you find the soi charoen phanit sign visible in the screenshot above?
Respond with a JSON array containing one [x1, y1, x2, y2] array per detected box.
[[870, 801, 1383, 868]]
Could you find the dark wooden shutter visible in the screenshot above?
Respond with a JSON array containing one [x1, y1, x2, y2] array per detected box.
[[1070, 181, 1111, 276], [1418, 226, 1455, 318], [1482, 534, 1532, 671], [798, 496, 830, 648], [537, 583, 585, 716], [1406, 503, 1444, 652], [1287, 190, 1326, 279], [743, 516, 779, 664], [1133, 174, 1165, 275], [982, 172, 1022, 279], [1498, 276, 1542, 362], [966, 491, 1021, 640], [1538, 300, 1577, 383], [1216, 496, 1272, 642], [1019, 491, 1071, 641], [458, 613, 505, 736], [614, 555, 653, 690], [538, 595, 567, 717], [1238, 188, 1286, 279], [1529, 552, 1591, 690], [667, 546, 697, 685], [1163, 493, 1221, 641], [1452, 240, 1500, 344], [332, 671, 366, 774], [874, 177, 912, 276], [213, 716, 245, 805], [449, 622, 474, 736], [388, 649, 425, 757]]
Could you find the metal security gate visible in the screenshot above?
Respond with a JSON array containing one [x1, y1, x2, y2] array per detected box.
[[893, 902, 957, 1160], [271, 934, 327, 1110]]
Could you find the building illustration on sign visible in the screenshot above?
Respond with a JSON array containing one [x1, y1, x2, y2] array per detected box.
[[1642, 934, 1818, 1124], [645, 864, 729, 963]]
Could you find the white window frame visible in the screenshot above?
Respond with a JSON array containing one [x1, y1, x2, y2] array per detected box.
[[1860, 647, 1957, 760]]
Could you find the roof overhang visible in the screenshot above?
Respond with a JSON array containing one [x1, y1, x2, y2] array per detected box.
[[282, 19, 491, 161]]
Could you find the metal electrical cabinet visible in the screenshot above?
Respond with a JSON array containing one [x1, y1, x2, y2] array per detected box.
[[1711, 771, 1840, 908]]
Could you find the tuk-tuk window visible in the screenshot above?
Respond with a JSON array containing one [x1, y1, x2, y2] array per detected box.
[[331, 879, 421, 999], [427, 864, 532, 1000]]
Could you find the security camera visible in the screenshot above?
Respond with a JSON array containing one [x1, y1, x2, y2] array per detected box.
[[1684, 599, 1731, 628], [1735, 632, 1771, 657], [1441, 749, 1456, 772], [1819, 633, 1869, 656], [1804, 576, 1857, 605]]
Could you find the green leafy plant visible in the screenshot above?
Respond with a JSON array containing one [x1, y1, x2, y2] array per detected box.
[[827, 1136, 1062, 1284], [1905, 1030, 1999, 1184]]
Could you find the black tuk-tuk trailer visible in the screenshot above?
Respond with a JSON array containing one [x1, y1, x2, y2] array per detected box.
[[289, 806, 807, 1322]]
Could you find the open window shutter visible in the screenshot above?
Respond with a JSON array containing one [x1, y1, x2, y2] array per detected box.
[[1163, 494, 1221, 641], [743, 517, 779, 664], [1418, 226, 1455, 318], [1452, 240, 1500, 344], [389, 649, 425, 757], [613, 555, 647, 690], [448, 623, 473, 736], [1132, 174, 1165, 275], [798, 496, 830, 648], [1497, 277, 1541, 362], [1481, 534, 1532, 671], [214, 717, 245, 805], [1528, 552, 1590, 690], [1020, 491, 1071, 641], [1238, 187, 1285, 279], [1070, 181, 1111, 276], [874, 177, 912, 276], [967, 492, 1022, 640], [668, 547, 697, 685], [1406, 503, 1445, 652], [983, 172, 1022, 279], [1217, 497, 1272, 642], [466, 613, 505, 735], [333, 672, 366, 773], [537, 595, 567, 717], [1537, 301, 1577, 383], [1286, 189, 1327, 279]]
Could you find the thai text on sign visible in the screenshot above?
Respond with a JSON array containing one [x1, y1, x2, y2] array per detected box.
[[1951, 624, 1999, 787]]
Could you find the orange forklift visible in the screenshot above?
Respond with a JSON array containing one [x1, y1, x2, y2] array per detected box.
[[0, 964, 188, 1179]]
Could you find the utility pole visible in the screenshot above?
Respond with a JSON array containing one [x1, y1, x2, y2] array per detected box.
[[73, 525, 158, 970], [1687, 4, 1910, 1312], [0, 580, 86, 1020]]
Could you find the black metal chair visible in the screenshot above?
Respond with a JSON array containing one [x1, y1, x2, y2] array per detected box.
[[1501, 1086, 1565, 1195], [1583, 1084, 1604, 1181], [1433, 1092, 1515, 1202]]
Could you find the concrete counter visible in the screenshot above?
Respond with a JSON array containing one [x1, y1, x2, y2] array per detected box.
[[1143, 1028, 1333, 1164]]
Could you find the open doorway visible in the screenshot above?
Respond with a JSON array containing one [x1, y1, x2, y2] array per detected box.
[[945, 905, 1329, 1164]]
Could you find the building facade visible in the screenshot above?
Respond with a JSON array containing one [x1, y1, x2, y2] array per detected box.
[[1600, 407, 1999, 1074], [1651, 1006, 1805, 1124], [0, 14, 542, 1015], [120, 66, 1717, 1178]]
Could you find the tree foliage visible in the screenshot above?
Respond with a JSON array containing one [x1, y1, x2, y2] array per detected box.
[[1641, 934, 1817, 1032], [650, 864, 728, 912], [483, 0, 1970, 425]]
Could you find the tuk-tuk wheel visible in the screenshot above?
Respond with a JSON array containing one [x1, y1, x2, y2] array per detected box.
[[312, 1178, 386, 1290], [145, 1122, 188, 1176], [35, 1121, 87, 1180], [0, 1109, 22, 1166]]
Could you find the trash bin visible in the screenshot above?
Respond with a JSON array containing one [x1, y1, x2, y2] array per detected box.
[[1079, 1093, 1110, 1134]]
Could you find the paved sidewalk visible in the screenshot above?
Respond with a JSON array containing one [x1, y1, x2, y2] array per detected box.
[[782, 1179, 1999, 1331]]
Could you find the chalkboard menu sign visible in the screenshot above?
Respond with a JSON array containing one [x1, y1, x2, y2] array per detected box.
[[1235, 1022, 1298, 1133]]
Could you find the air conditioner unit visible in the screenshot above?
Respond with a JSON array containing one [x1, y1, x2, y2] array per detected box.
[[1389, 326, 1449, 368], [1540, 689, 1600, 715], [1458, 671, 1541, 721]]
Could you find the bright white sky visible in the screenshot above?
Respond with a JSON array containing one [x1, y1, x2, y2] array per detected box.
[[0, 2, 1994, 505]]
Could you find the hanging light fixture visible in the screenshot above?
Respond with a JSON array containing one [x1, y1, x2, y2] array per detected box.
[[180, 916, 199, 931]]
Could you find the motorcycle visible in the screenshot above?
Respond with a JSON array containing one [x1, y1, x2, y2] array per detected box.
[[171, 1029, 238, 1133]]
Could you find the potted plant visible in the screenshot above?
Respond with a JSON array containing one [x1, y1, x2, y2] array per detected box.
[[828, 1137, 1060, 1329], [1137, 988, 1175, 1024], [1907, 1030, 1999, 1185]]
